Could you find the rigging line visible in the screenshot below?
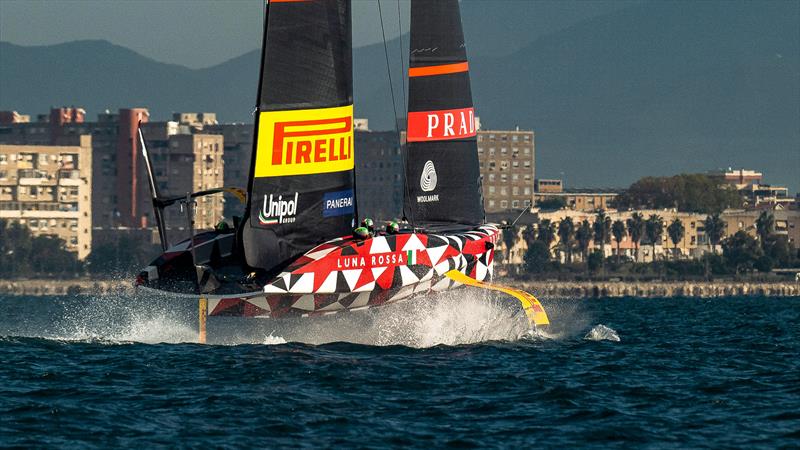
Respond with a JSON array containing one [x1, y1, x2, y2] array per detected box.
[[396, 0, 407, 115], [377, 0, 400, 136], [378, 0, 414, 227], [395, 0, 413, 226]]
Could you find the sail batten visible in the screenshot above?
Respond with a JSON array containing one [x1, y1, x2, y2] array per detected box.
[[243, 0, 355, 273], [404, 0, 484, 227]]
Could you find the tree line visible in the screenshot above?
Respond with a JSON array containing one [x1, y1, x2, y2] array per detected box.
[[0, 219, 159, 278], [507, 210, 798, 279], [612, 173, 743, 214]]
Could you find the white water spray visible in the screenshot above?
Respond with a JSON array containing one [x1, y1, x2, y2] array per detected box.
[[584, 324, 621, 342]]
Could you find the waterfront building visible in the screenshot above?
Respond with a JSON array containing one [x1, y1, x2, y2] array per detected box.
[[531, 209, 711, 263], [0, 137, 93, 259], [707, 167, 792, 208], [499, 206, 800, 269], [477, 128, 535, 213], [722, 209, 800, 247], [708, 168, 763, 190], [741, 184, 792, 207], [0, 111, 31, 124], [534, 190, 619, 212], [535, 179, 563, 193]]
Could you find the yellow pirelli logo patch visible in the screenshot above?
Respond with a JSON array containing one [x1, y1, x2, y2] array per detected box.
[[254, 105, 354, 177]]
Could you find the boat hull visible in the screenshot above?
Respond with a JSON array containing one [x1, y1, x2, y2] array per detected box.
[[136, 225, 499, 319]]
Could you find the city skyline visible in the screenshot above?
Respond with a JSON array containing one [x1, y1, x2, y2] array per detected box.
[[2, 1, 797, 191]]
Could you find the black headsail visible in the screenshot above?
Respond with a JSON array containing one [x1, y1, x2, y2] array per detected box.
[[242, 0, 355, 273], [404, 0, 484, 228]]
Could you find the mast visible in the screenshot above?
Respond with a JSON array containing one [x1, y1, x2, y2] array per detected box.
[[241, 0, 355, 272], [404, 0, 484, 227]]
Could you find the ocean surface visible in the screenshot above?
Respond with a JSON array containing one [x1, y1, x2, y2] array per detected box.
[[0, 290, 798, 448]]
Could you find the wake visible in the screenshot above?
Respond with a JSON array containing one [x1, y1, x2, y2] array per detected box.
[[0, 288, 614, 348]]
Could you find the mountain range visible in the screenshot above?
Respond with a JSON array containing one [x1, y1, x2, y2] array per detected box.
[[1, 0, 797, 191]]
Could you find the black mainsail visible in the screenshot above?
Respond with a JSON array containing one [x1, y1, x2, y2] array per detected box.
[[403, 0, 484, 227], [242, 0, 355, 272]]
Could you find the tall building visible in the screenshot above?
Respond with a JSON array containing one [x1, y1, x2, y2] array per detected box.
[[0, 136, 93, 259], [0, 107, 150, 228], [140, 131, 225, 231], [0, 108, 226, 235], [204, 123, 253, 219], [477, 128, 535, 212]]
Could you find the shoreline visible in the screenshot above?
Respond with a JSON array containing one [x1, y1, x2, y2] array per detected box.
[[0, 278, 798, 298], [517, 280, 800, 298]]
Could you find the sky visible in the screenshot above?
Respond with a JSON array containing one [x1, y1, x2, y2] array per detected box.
[[0, 0, 403, 69], [0, 0, 635, 69]]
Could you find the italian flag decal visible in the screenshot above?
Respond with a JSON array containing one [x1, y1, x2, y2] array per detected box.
[[407, 250, 417, 265]]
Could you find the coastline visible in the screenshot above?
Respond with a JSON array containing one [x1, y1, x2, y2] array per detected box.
[[517, 280, 800, 298], [0, 279, 131, 296], [0, 278, 798, 298]]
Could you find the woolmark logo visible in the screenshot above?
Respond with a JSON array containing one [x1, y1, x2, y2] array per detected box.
[[417, 160, 439, 203], [406, 107, 476, 142], [254, 105, 354, 177], [420, 160, 437, 192], [258, 192, 298, 226]]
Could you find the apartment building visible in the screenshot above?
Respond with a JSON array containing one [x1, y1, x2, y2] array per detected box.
[[722, 209, 800, 246], [0, 136, 93, 259], [477, 128, 535, 213], [532, 209, 712, 262], [0, 108, 228, 233], [203, 123, 253, 219], [708, 168, 793, 207], [141, 132, 225, 231], [0, 107, 150, 228]]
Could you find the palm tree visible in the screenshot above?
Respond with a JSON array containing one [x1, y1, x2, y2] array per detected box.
[[575, 219, 593, 262], [536, 219, 556, 258], [558, 217, 575, 264], [611, 219, 626, 263], [704, 213, 725, 254], [501, 225, 517, 269], [645, 214, 664, 262], [593, 209, 612, 254], [626, 212, 644, 262], [755, 210, 775, 252], [667, 218, 685, 260]]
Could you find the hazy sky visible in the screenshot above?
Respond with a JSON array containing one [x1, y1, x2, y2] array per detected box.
[[0, 0, 636, 68], [0, 0, 404, 68]]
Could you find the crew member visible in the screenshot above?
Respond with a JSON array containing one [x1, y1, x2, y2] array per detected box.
[[385, 221, 399, 234], [361, 218, 375, 234]]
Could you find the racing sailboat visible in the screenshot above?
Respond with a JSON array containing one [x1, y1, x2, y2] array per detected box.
[[135, 0, 549, 341]]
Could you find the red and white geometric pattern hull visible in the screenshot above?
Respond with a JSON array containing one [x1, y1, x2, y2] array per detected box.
[[208, 225, 499, 318]]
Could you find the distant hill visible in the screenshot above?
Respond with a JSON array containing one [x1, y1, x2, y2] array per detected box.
[[1, 0, 797, 191]]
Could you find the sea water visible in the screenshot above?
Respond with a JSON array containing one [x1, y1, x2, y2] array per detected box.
[[0, 292, 798, 448]]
